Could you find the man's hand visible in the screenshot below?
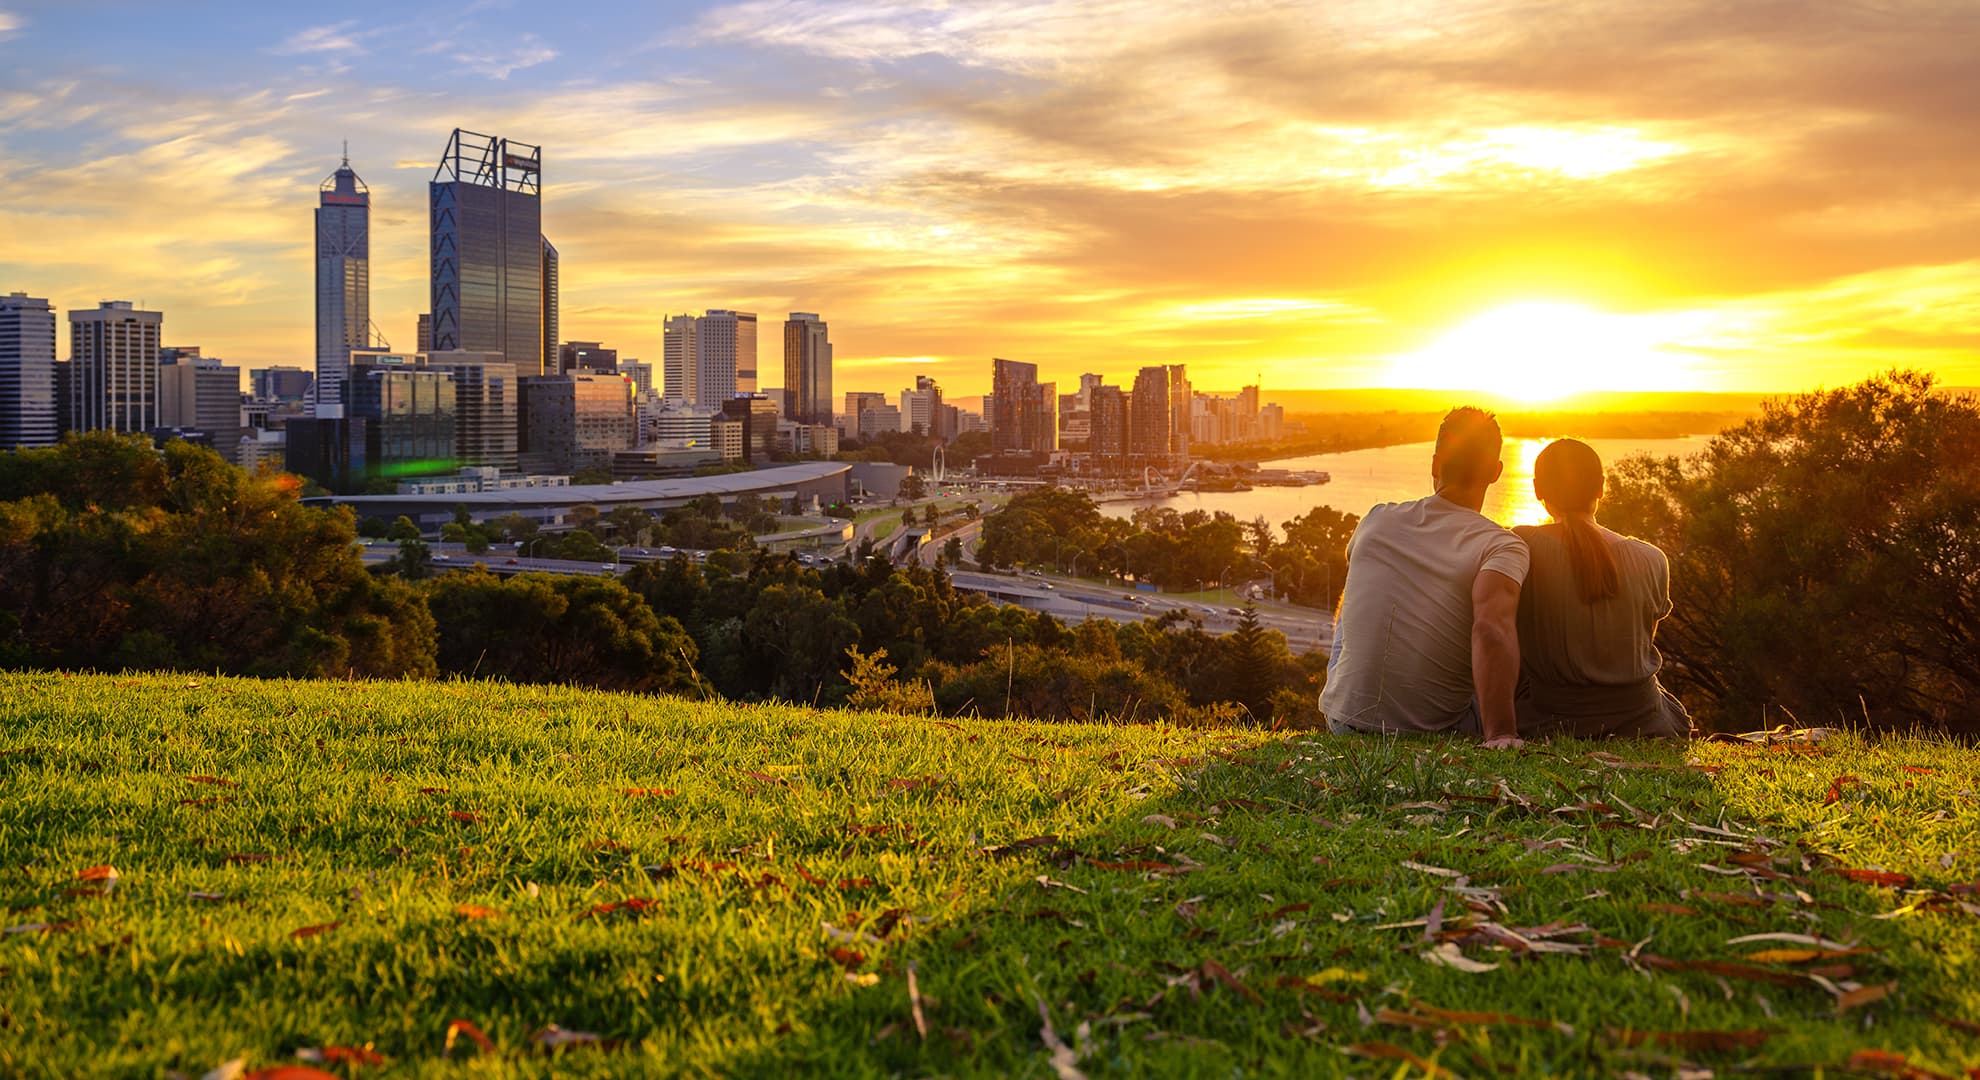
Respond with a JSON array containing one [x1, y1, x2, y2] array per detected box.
[[1471, 569, 1521, 745]]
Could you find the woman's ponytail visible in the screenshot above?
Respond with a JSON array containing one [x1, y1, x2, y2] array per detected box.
[[1533, 439, 1618, 604]]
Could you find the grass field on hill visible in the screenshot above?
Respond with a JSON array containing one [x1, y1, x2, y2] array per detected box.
[[2, 672, 1977, 1078]]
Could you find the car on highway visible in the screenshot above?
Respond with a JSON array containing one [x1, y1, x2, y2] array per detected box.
[[1227, 607, 1245, 616], [506, 558, 519, 565]]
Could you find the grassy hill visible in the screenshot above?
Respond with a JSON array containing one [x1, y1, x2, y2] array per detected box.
[[2, 673, 1976, 1078]]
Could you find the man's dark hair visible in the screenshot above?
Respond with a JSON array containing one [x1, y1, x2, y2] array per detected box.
[[1435, 406, 1503, 487]]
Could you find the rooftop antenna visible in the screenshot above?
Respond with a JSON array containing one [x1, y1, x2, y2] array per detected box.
[[341, 139, 349, 167]]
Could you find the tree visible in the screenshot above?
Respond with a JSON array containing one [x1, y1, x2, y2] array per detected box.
[[1602, 371, 1980, 732], [0, 433, 435, 679], [898, 473, 928, 501], [426, 569, 709, 695], [842, 645, 935, 714], [387, 515, 422, 541], [943, 535, 965, 567], [393, 537, 433, 580]]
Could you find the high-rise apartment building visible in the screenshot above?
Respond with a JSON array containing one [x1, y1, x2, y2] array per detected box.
[[990, 358, 1055, 456], [69, 301, 163, 434], [720, 394, 779, 464], [900, 375, 944, 438], [782, 313, 832, 426], [1167, 365, 1191, 464], [663, 315, 697, 404], [158, 346, 243, 464], [519, 372, 634, 473], [697, 310, 756, 402], [430, 130, 543, 373], [417, 314, 433, 352], [0, 292, 58, 448], [315, 151, 370, 417], [1129, 366, 1172, 462], [557, 340, 617, 374], [1090, 384, 1129, 460], [620, 360, 653, 396], [540, 237, 559, 377]]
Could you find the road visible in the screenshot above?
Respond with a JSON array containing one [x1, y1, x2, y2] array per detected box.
[[948, 569, 1332, 653]]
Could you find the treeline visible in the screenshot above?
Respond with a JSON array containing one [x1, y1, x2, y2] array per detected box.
[[975, 488, 1355, 609], [0, 433, 1320, 726]]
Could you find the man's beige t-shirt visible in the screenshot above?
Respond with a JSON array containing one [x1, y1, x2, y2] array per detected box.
[[1319, 494, 1530, 733]]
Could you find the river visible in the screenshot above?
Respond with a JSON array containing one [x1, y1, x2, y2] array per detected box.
[[1099, 436, 1709, 530]]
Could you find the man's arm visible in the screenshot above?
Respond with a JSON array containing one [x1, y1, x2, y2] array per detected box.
[[1471, 569, 1522, 747]]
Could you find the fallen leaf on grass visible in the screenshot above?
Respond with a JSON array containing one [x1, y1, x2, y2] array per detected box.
[[1832, 868, 1915, 888], [885, 775, 937, 791], [418, 786, 449, 795], [1344, 1041, 1456, 1077], [1610, 1029, 1772, 1051], [289, 922, 340, 939], [1035, 874, 1088, 894], [227, 853, 271, 865], [845, 972, 881, 987], [454, 905, 502, 920], [981, 834, 1057, 857], [908, 962, 928, 1039], [1725, 931, 1857, 949], [1932, 1013, 1980, 1036], [1824, 775, 1861, 805], [1400, 860, 1466, 879], [199, 1059, 246, 1080], [829, 947, 866, 969], [1838, 983, 1895, 1012], [188, 891, 228, 902], [620, 787, 675, 797], [1901, 766, 1939, 776], [1036, 998, 1090, 1080], [530, 1025, 601, 1048], [448, 811, 484, 824], [1199, 958, 1262, 1004], [242, 1067, 341, 1080], [1640, 903, 1700, 916], [444, 1019, 495, 1055], [1844, 1048, 1960, 1080], [1141, 814, 1176, 829], [1640, 955, 1803, 986], [837, 877, 874, 890], [577, 898, 657, 920], [1089, 860, 1179, 873], [185, 775, 238, 787], [1744, 948, 1872, 964], [1379, 1004, 1572, 1035], [1419, 942, 1499, 973], [294, 1045, 384, 1066]]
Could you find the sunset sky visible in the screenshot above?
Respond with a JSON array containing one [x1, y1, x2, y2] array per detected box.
[[2, 0, 1977, 399]]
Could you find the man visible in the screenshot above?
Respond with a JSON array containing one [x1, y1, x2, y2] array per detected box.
[[1319, 407, 1528, 748]]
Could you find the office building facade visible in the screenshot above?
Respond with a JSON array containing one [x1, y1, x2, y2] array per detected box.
[[557, 340, 617, 374], [663, 314, 697, 405], [315, 152, 370, 416], [697, 310, 756, 402], [68, 301, 163, 435], [158, 347, 243, 464], [0, 292, 58, 448], [720, 394, 779, 464], [250, 365, 314, 405], [430, 129, 543, 372], [519, 372, 634, 473], [347, 355, 457, 486], [540, 236, 559, 377], [782, 312, 832, 426]]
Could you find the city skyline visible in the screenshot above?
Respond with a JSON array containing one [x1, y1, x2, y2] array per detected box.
[[2, 2, 1978, 398]]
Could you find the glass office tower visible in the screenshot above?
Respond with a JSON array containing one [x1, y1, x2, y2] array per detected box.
[[315, 151, 370, 416], [430, 130, 544, 373]]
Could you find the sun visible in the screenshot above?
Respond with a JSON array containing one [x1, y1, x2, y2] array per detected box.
[[1387, 301, 1705, 401]]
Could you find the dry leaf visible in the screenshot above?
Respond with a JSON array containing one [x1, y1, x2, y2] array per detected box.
[[1837, 982, 1895, 1012], [621, 787, 675, 797], [199, 1059, 247, 1080], [448, 811, 484, 824], [186, 775, 238, 787], [1141, 814, 1176, 829], [289, 922, 341, 939], [1199, 958, 1262, 1004], [188, 890, 228, 902], [1420, 942, 1499, 973], [1610, 1029, 1772, 1051], [444, 1018, 496, 1055], [244, 1067, 342, 1079], [1345, 1041, 1456, 1077], [294, 1045, 384, 1066], [227, 853, 271, 865], [1832, 868, 1914, 888], [454, 905, 502, 920]]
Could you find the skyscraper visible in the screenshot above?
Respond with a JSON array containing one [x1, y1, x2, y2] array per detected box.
[[69, 301, 162, 434], [1129, 366, 1171, 462], [430, 129, 543, 373], [900, 375, 943, 438], [990, 358, 1055, 456], [697, 310, 756, 402], [315, 150, 370, 417], [1167, 365, 1192, 464], [540, 236, 559, 376], [0, 292, 58, 448], [421, 350, 519, 472], [663, 314, 698, 405], [557, 341, 617, 374], [782, 312, 832, 426]]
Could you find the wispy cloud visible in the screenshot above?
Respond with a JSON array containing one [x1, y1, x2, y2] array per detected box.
[[273, 20, 364, 56], [0, 9, 22, 40], [452, 34, 556, 79]]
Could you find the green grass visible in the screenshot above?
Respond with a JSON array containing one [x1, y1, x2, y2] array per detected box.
[[3, 673, 1977, 1078]]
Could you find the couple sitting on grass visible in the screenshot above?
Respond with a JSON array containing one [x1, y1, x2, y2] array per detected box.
[[1320, 406, 1689, 748]]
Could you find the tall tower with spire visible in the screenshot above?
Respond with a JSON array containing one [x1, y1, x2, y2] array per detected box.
[[314, 146, 370, 415]]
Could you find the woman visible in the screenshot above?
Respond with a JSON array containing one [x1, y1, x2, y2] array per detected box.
[[1511, 439, 1689, 739]]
